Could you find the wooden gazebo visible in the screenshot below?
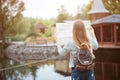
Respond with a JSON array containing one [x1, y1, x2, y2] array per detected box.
[[88, 0, 120, 48], [91, 14, 120, 47]]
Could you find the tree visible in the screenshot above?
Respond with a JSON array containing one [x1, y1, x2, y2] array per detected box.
[[56, 5, 69, 22], [82, 0, 120, 20], [0, 0, 24, 51], [103, 0, 120, 14], [81, 0, 93, 20], [75, 5, 88, 20]]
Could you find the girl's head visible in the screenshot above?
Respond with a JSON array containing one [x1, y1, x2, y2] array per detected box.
[[73, 20, 90, 48]]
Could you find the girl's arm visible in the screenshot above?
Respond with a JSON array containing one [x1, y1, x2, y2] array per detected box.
[[54, 30, 69, 56], [54, 29, 62, 49]]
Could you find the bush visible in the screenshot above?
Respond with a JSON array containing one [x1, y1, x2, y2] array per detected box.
[[11, 35, 23, 41]]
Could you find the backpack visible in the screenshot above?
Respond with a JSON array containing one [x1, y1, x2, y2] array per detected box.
[[74, 48, 95, 71]]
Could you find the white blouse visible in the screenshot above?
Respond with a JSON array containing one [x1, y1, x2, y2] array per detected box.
[[57, 35, 98, 68]]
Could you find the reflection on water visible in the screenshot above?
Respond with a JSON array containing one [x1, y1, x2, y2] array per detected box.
[[30, 64, 70, 80], [54, 60, 71, 76], [95, 62, 120, 80], [0, 48, 120, 80], [0, 58, 120, 80], [0, 58, 71, 80]]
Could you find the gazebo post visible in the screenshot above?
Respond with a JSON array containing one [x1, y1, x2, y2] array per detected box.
[[111, 25, 113, 42], [100, 25, 103, 45], [114, 24, 117, 45]]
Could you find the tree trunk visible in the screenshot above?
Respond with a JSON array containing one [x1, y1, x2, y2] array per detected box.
[[0, 21, 6, 55], [0, 0, 5, 54]]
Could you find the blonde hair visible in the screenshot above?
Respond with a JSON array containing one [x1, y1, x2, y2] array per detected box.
[[73, 20, 95, 59]]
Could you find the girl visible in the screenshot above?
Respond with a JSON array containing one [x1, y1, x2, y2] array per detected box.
[[55, 20, 98, 80]]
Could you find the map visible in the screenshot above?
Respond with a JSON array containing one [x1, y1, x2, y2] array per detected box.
[[56, 20, 91, 45]]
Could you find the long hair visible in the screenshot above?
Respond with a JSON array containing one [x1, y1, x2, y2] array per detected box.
[[73, 20, 95, 59]]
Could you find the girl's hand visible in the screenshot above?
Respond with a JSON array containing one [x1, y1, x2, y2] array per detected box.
[[90, 27, 94, 33], [89, 27, 95, 38]]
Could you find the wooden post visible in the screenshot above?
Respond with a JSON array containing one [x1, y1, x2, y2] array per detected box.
[[114, 24, 117, 45], [100, 25, 103, 45], [115, 64, 118, 80], [111, 25, 113, 42], [101, 63, 104, 80]]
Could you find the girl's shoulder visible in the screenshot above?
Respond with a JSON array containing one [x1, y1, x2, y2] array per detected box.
[[65, 40, 77, 49]]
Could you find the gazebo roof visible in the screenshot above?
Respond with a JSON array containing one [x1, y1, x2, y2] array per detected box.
[[88, 0, 109, 14], [91, 14, 120, 25], [35, 23, 48, 29]]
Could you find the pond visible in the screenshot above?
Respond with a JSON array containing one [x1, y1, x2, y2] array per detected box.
[[0, 47, 120, 80], [0, 58, 71, 80]]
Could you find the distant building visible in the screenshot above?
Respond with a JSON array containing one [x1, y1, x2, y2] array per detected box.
[[35, 23, 48, 33]]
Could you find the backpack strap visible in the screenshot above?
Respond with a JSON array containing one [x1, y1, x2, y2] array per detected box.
[[80, 43, 95, 59]]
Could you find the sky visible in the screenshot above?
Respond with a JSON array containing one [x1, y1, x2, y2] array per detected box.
[[22, 0, 90, 19]]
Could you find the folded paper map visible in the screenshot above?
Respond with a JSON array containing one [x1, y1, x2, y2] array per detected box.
[[56, 20, 91, 45]]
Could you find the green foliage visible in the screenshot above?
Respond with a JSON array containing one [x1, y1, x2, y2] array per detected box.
[[10, 35, 24, 41], [81, 0, 120, 19], [40, 19, 53, 37], [56, 5, 71, 22], [43, 27, 52, 37], [57, 14, 69, 22], [5, 15, 25, 35], [80, 0, 93, 20], [103, 0, 120, 14], [17, 18, 54, 39], [0, 0, 25, 24], [0, 0, 25, 43]]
